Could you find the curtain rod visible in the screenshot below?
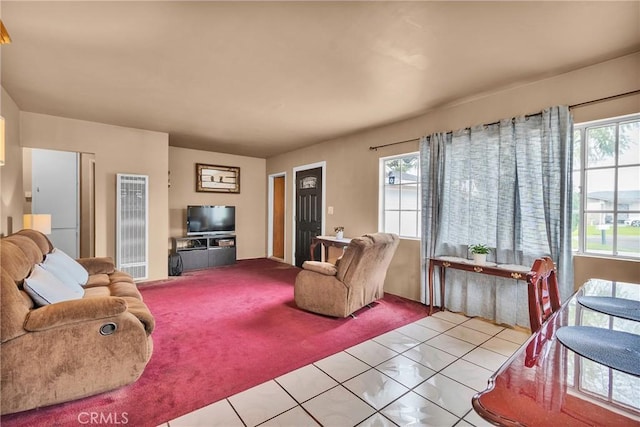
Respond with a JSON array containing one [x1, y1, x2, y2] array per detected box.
[[368, 113, 538, 151], [368, 89, 640, 151], [568, 89, 640, 110], [368, 137, 420, 151]]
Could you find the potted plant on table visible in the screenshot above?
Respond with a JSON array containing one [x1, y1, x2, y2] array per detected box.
[[469, 244, 490, 265], [334, 226, 344, 240]]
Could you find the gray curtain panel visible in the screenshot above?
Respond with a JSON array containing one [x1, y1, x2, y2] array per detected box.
[[420, 106, 573, 328]]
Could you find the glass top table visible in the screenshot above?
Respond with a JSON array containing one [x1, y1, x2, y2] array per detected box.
[[472, 279, 640, 426]]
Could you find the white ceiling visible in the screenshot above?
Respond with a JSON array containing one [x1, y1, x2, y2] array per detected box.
[[2, 1, 639, 158]]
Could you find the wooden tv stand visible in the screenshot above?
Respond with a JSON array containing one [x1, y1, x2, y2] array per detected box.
[[171, 234, 236, 272]]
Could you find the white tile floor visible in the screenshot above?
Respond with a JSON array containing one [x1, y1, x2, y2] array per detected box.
[[161, 312, 530, 427]]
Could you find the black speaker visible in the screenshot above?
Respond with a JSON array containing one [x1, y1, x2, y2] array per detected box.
[[168, 253, 183, 276]]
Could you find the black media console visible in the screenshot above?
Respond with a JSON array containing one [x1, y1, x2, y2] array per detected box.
[[171, 234, 236, 272]]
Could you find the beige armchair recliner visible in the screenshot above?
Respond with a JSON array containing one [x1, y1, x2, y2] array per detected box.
[[294, 233, 400, 317]]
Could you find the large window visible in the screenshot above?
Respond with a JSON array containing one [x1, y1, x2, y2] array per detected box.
[[379, 153, 420, 238], [574, 114, 640, 258]]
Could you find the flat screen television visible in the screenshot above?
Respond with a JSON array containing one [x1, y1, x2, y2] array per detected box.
[[187, 205, 235, 236]]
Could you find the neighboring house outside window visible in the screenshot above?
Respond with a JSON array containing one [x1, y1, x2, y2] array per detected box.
[[573, 114, 640, 259], [379, 153, 420, 238]]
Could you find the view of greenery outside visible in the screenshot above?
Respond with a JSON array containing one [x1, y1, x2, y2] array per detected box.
[[573, 115, 640, 258], [382, 154, 420, 238]]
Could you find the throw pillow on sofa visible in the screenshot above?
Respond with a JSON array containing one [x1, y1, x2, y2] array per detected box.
[[41, 248, 89, 286], [24, 265, 85, 306]]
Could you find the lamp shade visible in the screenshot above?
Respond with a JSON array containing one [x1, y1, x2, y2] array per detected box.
[[0, 20, 11, 45], [23, 214, 52, 235]]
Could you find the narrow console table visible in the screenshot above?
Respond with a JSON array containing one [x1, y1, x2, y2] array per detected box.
[[428, 256, 531, 314], [310, 235, 351, 261], [172, 234, 236, 272]]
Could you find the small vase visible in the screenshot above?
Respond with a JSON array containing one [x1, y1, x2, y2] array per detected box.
[[336, 231, 344, 240], [473, 253, 487, 265]]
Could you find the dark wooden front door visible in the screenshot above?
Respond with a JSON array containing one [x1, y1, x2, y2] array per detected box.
[[295, 167, 322, 267]]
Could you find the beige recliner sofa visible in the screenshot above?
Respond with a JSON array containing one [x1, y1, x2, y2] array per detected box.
[[0, 229, 154, 415], [294, 233, 400, 317]]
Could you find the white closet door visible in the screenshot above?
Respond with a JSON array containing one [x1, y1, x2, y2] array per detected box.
[[32, 149, 79, 257]]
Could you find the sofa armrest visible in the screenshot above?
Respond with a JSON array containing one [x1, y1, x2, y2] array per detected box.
[[24, 297, 128, 332], [302, 261, 337, 276], [76, 257, 116, 275], [294, 270, 349, 317], [121, 297, 155, 335]]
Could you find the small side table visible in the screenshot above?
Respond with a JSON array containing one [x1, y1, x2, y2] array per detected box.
[[310, 236, 352, 261], [428, 256, 531, 314]]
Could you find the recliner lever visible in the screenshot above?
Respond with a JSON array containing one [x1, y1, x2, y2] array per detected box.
[[99, 322, 118, 336]]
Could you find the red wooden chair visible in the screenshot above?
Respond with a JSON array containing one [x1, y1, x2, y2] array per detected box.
[[526, 257, 562, 333]]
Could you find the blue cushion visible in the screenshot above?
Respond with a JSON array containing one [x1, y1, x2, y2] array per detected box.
[[41, 248, 89, 286], [24, 265, 84, 306]]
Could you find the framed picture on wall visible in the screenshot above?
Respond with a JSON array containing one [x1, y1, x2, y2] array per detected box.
[[196, 163, 240, 193]]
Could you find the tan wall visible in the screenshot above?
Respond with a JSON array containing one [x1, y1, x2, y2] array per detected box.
[[168, 146, 266, 259], [573, 256, 640, 290], [266, 52, 640, 301], [5, 52, 639, 293], [19, 112, 169, 281], [0, 88, 23, 236]]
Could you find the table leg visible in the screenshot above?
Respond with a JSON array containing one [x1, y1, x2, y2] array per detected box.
[[440, 267, 446, 312], [324, 245, 329, 262], [428, 262, 435, 315], [309, 240, 319, 261]]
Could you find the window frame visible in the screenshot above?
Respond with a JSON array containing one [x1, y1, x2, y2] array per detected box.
[[574, 113, 640, 259], [378, 152, 421, 239]]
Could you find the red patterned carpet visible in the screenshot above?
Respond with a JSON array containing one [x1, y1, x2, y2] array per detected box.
[[1, 258, 430, 427]]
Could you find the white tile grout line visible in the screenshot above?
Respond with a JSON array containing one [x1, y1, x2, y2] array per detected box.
[[169, 316, 525, 427], [251, 317, 519, 427]]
